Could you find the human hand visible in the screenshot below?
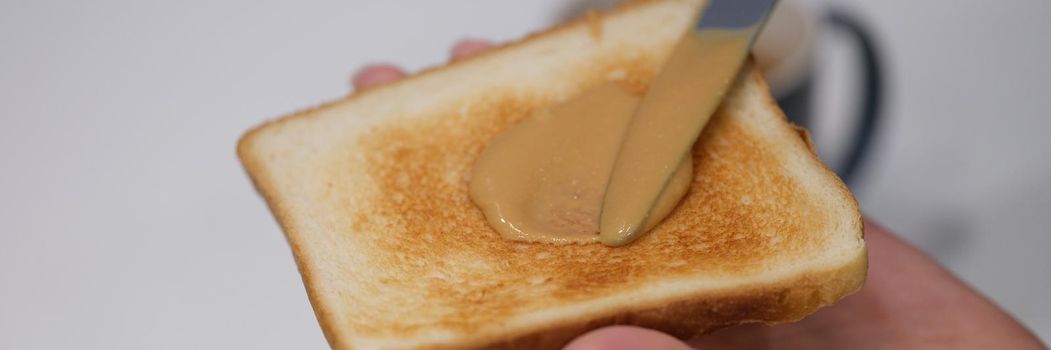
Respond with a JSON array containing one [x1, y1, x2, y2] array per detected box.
[[351, 38, 494, 90], [353, 40, 1045, 350]]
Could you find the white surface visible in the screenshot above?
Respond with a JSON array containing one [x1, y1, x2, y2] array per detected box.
[[0, 0, 1048, 348]]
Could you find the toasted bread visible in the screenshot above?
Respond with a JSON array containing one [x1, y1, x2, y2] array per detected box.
[[237, 0, 867, 349]]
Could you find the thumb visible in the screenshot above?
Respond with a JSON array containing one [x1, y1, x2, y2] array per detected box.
[[563, 326, 695, 350]]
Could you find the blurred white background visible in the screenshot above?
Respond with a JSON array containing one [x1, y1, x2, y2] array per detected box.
[[1, 0, 1048, 348]]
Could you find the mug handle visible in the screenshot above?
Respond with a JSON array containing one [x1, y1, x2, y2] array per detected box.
[[825, 10, 883, 185]]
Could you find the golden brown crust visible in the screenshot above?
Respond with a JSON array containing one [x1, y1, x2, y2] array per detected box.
[[791, 125, 818, 155]]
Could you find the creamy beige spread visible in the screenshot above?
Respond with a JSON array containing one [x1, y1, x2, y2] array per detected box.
[[468, 29, 751, 245]]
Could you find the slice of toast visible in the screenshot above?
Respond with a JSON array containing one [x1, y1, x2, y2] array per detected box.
[[237, 0, 867, 349]]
